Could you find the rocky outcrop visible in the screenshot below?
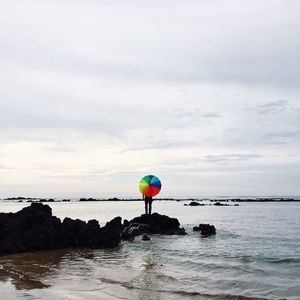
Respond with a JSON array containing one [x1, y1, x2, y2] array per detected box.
[[214, 202, 229, 206], [188, 201, 205, 206], [0, 204, 188, 255], [185, 201, 238, 207], [0, 203, 122, 256], [193, 224, 216, 236], [122, 213, 186, 240]]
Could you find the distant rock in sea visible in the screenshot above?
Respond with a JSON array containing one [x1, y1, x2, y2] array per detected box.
[[188, 201, 205, 206], [3, 197, 37, 201], [79, 198, 100, 202], [185, 201, 239, 207]]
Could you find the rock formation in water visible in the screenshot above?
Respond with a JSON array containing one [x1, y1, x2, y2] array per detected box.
[[0, 203, 122, 256], [193, 224, 216, 236], [0, 203, 186, 255], [188, 201, 205, 206], [122, 213, 186, 240]]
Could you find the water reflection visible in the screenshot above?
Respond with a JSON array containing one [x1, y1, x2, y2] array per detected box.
[[0, 246, 127, 292], [132, 241, 166, 300], [0, 249, 69, 290]]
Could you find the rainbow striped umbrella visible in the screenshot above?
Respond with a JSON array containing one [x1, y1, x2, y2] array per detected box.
[[139, 175, 162, 197]]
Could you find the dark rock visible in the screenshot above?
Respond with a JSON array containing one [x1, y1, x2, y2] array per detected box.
[[213, 202, 229, 206], [0, 203, 122, 256], [175, 227, 187, 235], [39, 199, 54, 203], [123, 219, 129, 227], [4, 197, 33, 201], [142, 234, 151, 241], [193, 226, 201, 231], [130, 213, 180, 234], [121, 223, 151, 240], [87, 219, 100, 227], [121, 213, 184, 240], [187, 201, 205, 206], [104, 217, 122, 232], [0, 203, 189, 256], [122, 225, 140, 241], [79, 198, 99, 202], [107, 197, 121, 201], [198, 224, 216, 236]]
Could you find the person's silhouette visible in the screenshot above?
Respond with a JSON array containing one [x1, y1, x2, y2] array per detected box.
[[143, 195, 153, 215]]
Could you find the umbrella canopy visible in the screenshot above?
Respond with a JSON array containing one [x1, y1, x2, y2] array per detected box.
[[139, 175, 162, 197]]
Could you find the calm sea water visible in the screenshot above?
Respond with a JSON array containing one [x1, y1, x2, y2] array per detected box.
[[0, 201, 299, 300]]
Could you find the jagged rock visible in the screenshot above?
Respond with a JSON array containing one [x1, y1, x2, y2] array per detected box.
[[121, 223, 151, 241], [0, 203, 122, 256], [104, 217, 123, 232], [0, 204, 189, 256], [121, 213, 185, 240], [123, 219, 129, 227], [193, 223, 216, 236]]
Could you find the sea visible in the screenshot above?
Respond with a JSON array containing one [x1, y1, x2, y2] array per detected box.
[[0, 200, 299, 300]]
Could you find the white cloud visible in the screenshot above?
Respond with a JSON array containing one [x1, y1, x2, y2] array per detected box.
[[0, 0, 300, 197]]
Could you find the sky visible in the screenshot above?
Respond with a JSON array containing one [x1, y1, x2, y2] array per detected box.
[[0, 0, 300, 198]]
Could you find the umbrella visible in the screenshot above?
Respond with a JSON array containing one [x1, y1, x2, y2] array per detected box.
[[139, 175, 162, 197]]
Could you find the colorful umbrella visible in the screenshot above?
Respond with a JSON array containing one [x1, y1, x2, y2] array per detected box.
[[139, 175, 162, 197]]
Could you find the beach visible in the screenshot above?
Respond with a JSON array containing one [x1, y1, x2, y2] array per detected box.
[[0, 200, 299, 300]]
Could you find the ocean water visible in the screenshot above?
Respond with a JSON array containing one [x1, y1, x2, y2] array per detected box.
[[0, 201, 299, 300]]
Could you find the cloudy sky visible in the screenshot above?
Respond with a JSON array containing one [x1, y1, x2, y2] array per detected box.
[[0, 0, 300, 198]]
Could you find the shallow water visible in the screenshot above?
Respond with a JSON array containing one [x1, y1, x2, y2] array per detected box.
[[0, 201, 299, 299]]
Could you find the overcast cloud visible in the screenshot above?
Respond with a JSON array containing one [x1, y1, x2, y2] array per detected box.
[[0, 0, 300, 198]]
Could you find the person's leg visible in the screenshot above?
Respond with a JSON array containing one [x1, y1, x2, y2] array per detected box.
[[149, 200, 152, 215], [145, 201, 148, 214]]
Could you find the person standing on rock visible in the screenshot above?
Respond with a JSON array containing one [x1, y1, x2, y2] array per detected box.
[[143, 195, 153, 215], [139, 175, 161, 215]]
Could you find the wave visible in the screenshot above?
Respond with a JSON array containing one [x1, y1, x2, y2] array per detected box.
[[169, 289, 270, 300], [99, 276, 270, 300], [123, 284, 270, 300], [266, 258, 300, 264]]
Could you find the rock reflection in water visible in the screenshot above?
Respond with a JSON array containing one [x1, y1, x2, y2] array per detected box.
[[0, 249, 74, 290]]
